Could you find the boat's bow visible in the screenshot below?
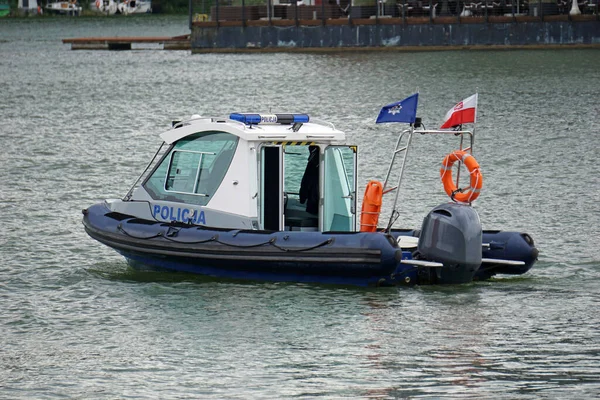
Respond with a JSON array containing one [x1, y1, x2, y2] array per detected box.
[[82, 202, 406, 286]]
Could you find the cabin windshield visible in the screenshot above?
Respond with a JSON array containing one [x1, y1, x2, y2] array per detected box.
[[143, 131, 238, 206]]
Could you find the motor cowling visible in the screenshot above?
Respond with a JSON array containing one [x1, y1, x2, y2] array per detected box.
[[417, 203, 482, 283]]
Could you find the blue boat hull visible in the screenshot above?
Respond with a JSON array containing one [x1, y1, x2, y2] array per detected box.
[[82, 203, 537, 286]]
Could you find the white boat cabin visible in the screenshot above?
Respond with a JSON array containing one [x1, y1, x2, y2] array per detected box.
[[112, 113, 358, 233]]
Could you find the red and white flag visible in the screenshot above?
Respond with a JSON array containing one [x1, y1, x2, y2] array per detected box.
[[440, 94, 478, 129]]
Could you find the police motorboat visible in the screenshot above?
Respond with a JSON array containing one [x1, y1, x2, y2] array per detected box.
[[82, 111, 538, 286]]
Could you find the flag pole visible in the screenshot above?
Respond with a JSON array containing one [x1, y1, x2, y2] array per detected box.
[[456, 123, 463, 189], [458, 93, 478, 195], [388, 91, 419, 230], [375, 92, 419, 232], [471, 91, 478, 154]]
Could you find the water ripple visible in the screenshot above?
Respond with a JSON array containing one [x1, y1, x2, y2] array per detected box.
[[1, 16, 599, 399]]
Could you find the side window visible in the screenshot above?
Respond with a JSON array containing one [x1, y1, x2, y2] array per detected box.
[[143, 131, 238, 206], [165, 150, 215, 195]]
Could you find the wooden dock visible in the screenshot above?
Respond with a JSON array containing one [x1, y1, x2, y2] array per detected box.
[[62, 35, 190, 51]]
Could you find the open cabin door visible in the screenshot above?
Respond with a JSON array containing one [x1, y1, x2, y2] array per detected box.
[[321, 146, 356, 232], [323, 146, 357, 232]]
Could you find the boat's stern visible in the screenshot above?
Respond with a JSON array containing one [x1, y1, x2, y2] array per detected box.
[[476, 231, 539, 280], [415, 202, 482, 284], [384, 202, 482, 285]]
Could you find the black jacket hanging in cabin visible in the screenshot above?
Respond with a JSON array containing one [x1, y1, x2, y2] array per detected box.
[[300, 147, 319, 215]]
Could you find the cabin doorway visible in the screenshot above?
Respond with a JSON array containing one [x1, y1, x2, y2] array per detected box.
[[260, 146, 283, 231], [260, 144, 321, 232], [283, 144, 320, 232], [260, 144, 356, 232]]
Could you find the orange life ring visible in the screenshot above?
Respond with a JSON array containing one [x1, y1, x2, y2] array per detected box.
[[440, 150, 483, 203], [360, 180, 383, 232]]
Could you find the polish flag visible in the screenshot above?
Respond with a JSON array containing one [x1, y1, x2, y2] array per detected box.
[[440, 94, 478, 129]]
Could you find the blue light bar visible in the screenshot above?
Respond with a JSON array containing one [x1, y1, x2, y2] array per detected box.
[[230, 113, 310, 125]]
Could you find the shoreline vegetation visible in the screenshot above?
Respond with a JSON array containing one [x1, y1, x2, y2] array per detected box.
[[2, 0, 190, 16]]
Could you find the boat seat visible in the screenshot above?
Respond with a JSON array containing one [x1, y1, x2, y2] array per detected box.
[[285, 197, 318, 231]]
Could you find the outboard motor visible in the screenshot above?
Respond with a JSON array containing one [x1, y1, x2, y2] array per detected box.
[[416, 203, 482, 284]]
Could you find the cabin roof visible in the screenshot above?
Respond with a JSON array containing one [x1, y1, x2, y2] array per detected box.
[[159, 114, 347, 145]]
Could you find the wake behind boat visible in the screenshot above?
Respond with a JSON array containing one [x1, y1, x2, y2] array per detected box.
[[82, 95, 538, 286]]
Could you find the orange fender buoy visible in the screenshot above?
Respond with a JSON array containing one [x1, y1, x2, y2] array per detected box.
[[360, 180, 383, 232], [440, 150, 483, 203]]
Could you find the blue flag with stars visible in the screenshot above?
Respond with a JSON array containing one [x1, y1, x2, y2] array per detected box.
[[376, 93, 419, 124]]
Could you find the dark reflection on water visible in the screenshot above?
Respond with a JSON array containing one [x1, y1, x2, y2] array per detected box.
[[1, 16, 599, 399]]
